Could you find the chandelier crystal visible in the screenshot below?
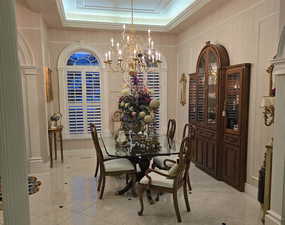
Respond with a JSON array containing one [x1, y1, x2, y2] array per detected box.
[[104, 0, 162, 78]]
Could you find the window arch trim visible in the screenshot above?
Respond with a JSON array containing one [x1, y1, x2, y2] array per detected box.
[[66, 51, 100, 66], [58, 43, 105, 139]]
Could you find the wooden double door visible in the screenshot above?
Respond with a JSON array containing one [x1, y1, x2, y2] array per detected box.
[[189, 42, 250, 191]]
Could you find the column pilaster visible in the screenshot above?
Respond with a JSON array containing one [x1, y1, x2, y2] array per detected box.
[[265, 27, 285, 225], [0, 0, 31, 224]]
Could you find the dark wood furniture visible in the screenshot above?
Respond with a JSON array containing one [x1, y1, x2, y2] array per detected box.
[[152, 119, 176, 170], [167, 119, 176, 147], [48, 125, 64, 168], [153, 123, 195, 192], [90, 124, 137, 199], [94, 137, 115, 178], [137, 137, 191, 223], [189, 41, 250, 191], [102, 130, 180, 195]]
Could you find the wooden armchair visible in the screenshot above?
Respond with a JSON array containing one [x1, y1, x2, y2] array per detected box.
[[167, 119, 176, 148], [137, 137, 192, 223], [153, 123, 195, 191], [90, 124, 137, 199], [152, 119, 176, 169]]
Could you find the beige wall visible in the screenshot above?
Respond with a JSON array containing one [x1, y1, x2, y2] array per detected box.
[[16, 2, 50, 166], [15, 0, 281, 188], [280, 0, 285, 32], [176, 0, 280, 187], [47, 29, 177, 150]]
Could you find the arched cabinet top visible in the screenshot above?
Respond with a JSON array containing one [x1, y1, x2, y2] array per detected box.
[[196, 41, 230, 72]]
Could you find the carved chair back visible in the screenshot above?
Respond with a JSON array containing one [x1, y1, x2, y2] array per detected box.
[[173, 137, 191, 189], [167, 119, 176, 147], [182, 123, 190, 139]]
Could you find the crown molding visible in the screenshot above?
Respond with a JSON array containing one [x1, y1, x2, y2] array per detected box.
[[61, 19, 166, 32], [56, 0, 212, 32], [166, 0, 211, 31]]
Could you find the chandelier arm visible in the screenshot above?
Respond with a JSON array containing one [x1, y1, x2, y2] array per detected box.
[[131, 0, 134, 25]]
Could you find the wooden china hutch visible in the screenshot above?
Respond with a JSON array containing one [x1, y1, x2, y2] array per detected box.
[[189, 41, 250, 191]]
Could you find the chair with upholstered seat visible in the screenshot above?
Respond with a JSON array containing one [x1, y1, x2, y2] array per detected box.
[[153, 123, 194, 191], [137, 137, 192, 223], [90, 124, 137, 199], [94, 143, 110, 177], [94, 133, 116, 178], [152, 119, 176, 169]]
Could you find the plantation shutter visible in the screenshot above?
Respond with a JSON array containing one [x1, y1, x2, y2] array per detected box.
[[66, 71, 84, 134], [65, 70, 101, 137], [86, 72, 102, 133], [147, 71, 160, 130]]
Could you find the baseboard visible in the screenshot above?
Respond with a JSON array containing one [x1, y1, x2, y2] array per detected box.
[[29, 157, 49, 174], [245, 182, 258, 199], [265, 210, 282, 225]]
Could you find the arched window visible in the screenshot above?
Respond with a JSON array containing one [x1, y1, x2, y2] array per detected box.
[[61, 50, 102, 138], [67, 51, 99, 66]]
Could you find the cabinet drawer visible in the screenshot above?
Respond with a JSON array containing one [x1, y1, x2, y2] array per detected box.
[[198, 129, 216, 140], [224, 134, 240, 146]]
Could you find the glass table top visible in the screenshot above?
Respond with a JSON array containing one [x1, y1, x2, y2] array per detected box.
[[100, 134, 180, 159]]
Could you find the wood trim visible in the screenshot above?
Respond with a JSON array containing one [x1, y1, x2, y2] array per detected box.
[[189, 42, 251, 191]]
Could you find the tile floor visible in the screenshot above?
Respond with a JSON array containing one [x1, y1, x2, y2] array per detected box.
[[2, 149, 263, 225]]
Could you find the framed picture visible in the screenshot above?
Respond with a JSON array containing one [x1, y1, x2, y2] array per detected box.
[[44, 67, 53, 102]]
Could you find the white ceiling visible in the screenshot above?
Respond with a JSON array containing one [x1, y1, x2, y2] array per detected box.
[[58, 0, 212, 31]]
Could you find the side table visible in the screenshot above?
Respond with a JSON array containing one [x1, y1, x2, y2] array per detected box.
[[48, 125, 64, 168]]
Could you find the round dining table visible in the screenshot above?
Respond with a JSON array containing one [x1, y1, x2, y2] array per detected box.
[[100, 133, 179, 195]]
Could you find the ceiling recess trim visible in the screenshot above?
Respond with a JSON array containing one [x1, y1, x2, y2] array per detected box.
[[56, 0, 211, 32]]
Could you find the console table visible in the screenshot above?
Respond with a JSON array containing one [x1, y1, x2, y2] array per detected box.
[[48, 125, 63, 168]]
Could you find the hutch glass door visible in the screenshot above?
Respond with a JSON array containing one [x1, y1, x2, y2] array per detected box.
[[207, 50, 218, 125], [197, 55, 206, 123], [225, 72, 241, 132]]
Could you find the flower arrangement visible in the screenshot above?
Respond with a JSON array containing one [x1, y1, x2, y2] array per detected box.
[[118, 72, 160, 133]]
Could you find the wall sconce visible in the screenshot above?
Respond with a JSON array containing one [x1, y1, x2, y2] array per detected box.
[[260, 96, 275, 126]]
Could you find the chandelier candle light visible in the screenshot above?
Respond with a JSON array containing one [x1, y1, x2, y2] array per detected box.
[[104, 0, 162, 81], [105, 0, 162, 135]]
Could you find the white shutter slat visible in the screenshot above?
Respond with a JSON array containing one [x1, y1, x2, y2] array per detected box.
[[86, 72, 101, 103], [67, 71, 83, 103], [68, 106, 84, 134], [87, 105, 102, 132], [66, 70, 102, 136], [147, 72, 160, 130]]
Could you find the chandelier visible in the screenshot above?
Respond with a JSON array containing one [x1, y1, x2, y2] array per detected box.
[[104, 0, 162, 76]]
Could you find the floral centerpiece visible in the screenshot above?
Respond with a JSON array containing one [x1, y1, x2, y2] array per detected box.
[[118, 72, 160, 134]]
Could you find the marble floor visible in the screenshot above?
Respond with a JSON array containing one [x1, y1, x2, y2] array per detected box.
[[3, 149, 263, 225]]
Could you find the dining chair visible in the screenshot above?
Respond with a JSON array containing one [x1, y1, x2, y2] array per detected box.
[[94, 133, 115, 178], [152, 119, 176, 169], [137, 137, 192, 223], [152, 123, 195, 191], [90, 124, 137, 199], [167, 119, 176, 147], [94, 146, 108, 178]]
